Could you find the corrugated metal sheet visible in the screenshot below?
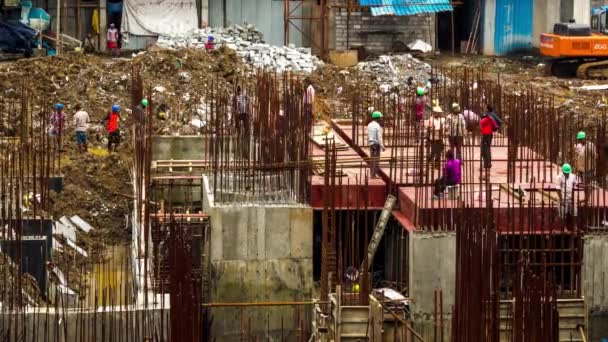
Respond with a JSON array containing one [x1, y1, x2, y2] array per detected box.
[[359, 0, 452, 16], [494, 0, 533, 55], [208, 0, 303, 47]]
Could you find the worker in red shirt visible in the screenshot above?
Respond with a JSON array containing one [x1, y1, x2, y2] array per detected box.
[[104, 104, 121, 152], [479, 111, 498, 170], [205, 36, 215, 51]]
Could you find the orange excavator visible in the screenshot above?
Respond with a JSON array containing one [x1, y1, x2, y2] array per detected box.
[[540, 7, 608, 79]]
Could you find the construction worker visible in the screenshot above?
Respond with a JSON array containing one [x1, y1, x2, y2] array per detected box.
[[368, 111, 385, 178], [72, 104, 90, 153], [425, 102, 445, 168], [304, 83, 315, 121], [557, 163, 579, 223], [50, 103, 66, 151], [234, 86, 250, 159], [204, 36, 215, 51], [433, 149, 461, 199], [479, 110, 498, 171], [414, 87, 426, 142], [104, 104, 121, 152], [107, 23, 119, 57], [446, 103, 466, 160], [573, 131, 596, 185], [135, 99, 148, 123], [486, 104, 503, 131]]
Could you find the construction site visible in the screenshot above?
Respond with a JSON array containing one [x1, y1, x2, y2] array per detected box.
[[1, 0, 608, 341]]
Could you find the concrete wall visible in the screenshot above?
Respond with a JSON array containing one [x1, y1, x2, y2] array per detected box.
[[152, 135, 206, 161], [205, 201, 313, 341], [408, 231, 455, 341], [208, 0, 305, 47], [331, 8, 435, 54], [583, 233, 608, 341]]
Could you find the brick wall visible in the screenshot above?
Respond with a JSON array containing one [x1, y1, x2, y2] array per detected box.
[[331, 7, 435, 54]]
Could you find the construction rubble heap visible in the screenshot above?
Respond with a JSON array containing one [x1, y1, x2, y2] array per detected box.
[[156, 24, 323, 73]]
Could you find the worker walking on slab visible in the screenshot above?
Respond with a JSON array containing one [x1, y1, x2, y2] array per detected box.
[[368, 111, 385, 178], [446, 103, 466, 160], [573, 131, 596, 186], [104, 104, 121, 152], [558, 163, 579, 224], [72, 104, 90, 153], [479, 109, 498, 171], [425, 102, 445, 168], [433, 149, 461, 199], [49, 103, 66, 151], [414, 87, 426, 142]]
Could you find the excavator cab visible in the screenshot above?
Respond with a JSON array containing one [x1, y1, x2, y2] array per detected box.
[[591, 6, 608, 34]]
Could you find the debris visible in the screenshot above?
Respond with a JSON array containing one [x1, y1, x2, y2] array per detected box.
[[69, 215, 94, 233], [53, 221, 77, 242], [66, 239, 88, 257], [155, 25, 323, 73], [576, 84, 608, 91], [357, 54, 436, 87], [59, 216, 79, 234], [407, 39, 432, 53]]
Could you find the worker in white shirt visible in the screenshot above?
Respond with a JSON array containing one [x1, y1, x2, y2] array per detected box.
[[557, 163, 579, 224], [367, 111, 385, 178], [425, 103, 445, 168], [72, 104, 90, 153]]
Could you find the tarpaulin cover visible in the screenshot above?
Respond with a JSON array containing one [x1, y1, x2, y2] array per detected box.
[[0, 20, 36, 53], [121, 0, 197, 36]]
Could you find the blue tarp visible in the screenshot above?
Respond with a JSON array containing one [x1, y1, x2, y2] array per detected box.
[[0, 20, 36, 55], [359, 0, 452, 16]]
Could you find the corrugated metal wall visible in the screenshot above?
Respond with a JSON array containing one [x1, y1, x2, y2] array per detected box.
[[494, 0, 533, 54], [208, 0, 303, 47]]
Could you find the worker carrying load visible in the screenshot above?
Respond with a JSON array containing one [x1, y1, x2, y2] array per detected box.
[[104, 104, 121, 152], [367, 111, 385, 179]]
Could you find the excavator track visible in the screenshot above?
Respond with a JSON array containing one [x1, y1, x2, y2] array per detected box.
[[577, 59, 608, 79]]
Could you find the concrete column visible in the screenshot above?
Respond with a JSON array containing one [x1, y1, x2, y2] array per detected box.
[[201, 0, 209, 27], [572, 0, 590, 24], [482, 0, 496, 55], [99, 0, 107, 51]]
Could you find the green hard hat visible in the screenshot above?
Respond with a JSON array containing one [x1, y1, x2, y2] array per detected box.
[[577, 131, 586, 140], [141, 99, 149, 107], [416, 87, 425, 96], [371, 111, 383, 119], [562, 163, 572, 174]]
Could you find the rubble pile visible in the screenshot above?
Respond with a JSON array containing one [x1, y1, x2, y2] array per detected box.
[[357, 54, 435, 87], [156, 25, 323, 73]]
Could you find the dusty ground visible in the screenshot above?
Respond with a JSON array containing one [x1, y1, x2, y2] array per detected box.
[[0, 48, 248, 297]]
